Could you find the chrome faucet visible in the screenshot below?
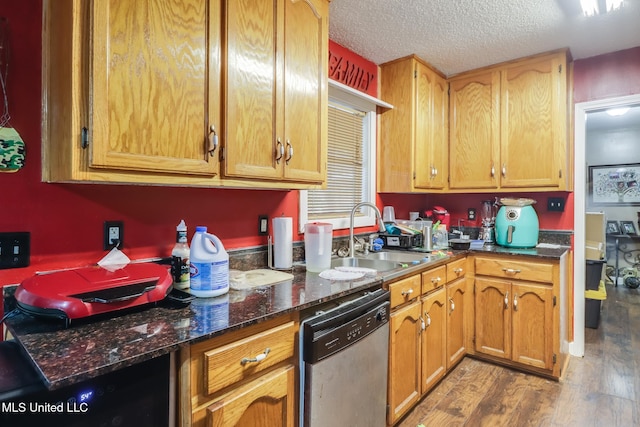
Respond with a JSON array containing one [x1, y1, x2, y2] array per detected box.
[[349, 202, 387, 258]]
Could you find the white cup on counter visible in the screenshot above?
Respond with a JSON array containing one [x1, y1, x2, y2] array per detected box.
[[383, 206, 396, 222], [409, 211, 420, 221]]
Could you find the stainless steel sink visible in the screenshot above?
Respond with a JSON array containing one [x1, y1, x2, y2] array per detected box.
[[362, 251, 431, 263], [330, 257, 401, 272]]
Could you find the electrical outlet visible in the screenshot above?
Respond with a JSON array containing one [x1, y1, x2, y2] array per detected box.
[[103, 221, 124, 250], [0, 232, 30, 269], [467, 208, 477, 221], [547, 197, 565, 212], [258, 215, 269, 235]]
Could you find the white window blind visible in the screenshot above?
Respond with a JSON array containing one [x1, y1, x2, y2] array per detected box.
[[308, 103, 366, 219]]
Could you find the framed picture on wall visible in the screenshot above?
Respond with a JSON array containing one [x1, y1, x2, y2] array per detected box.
[[589, 164, 640, 205], [620, 221, 637, 235], [606, 220, 620, 235]]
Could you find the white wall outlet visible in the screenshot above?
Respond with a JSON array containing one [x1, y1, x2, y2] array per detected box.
[[103, 221, 124, 250]]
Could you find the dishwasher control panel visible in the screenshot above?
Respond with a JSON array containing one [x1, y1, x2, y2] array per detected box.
[[302, 289, 390, 364]]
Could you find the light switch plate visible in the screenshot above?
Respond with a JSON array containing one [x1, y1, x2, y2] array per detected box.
[[0, 232, 30, 269]]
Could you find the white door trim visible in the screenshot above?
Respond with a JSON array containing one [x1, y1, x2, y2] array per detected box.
[[572, 93, 640, 357]]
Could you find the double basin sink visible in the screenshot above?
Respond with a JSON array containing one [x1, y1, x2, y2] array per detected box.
[[330, 250, 436, 273]]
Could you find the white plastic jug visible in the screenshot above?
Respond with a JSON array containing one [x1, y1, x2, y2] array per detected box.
[[189, 226, 229, 297], [304, 222, 333, 272]]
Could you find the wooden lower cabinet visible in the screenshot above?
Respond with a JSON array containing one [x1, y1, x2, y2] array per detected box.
[[388, 299, 422, 425], [387, 258, 472, 426], [446, 277, 472, 369], [473, 254, 568, 379], [180, 316, 296, 427], [475, 277, 554, 370], [206, 365, 295, 427], [420, 288, 447, 392]]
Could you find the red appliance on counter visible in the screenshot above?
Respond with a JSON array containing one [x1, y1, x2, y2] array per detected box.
[[425, 206, 450, 229], [14, 263, 174, 326]]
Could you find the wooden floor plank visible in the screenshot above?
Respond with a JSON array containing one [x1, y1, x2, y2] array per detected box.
[[396, 283, 639, 427]]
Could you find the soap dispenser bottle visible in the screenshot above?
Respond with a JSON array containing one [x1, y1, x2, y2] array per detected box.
[[172, 219, 190, 290]]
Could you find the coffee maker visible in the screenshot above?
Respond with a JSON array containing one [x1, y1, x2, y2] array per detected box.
[[479, 200, 496, 243]]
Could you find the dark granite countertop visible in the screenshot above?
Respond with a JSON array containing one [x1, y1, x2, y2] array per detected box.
[[3, 267, 384, 390], [2, 243, 569, 391]]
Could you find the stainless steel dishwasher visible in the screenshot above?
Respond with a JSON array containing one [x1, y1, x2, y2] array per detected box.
[[299, 287, 390, 427]]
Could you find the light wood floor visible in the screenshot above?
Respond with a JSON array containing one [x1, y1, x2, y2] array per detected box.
[[398, 282, 640, 427]]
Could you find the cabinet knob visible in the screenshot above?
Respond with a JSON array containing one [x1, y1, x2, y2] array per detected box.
[[401, 288, 414, 297], [275, 138, 284, 163], [240, 347, 271, 365], [285, 140, 293, 164], [454, 268, 463, 274], [208, 125, 218, 156], [430, 277, 441, 284]]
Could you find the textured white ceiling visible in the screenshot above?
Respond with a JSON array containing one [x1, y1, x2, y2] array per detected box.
[[329, 0, 640, 77]]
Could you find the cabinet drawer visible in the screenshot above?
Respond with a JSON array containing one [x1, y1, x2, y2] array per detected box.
[[446, 258, 467, 283], [475, 257, 554, 283], [203, 321, 295, 396], [421, 266, 447, 293], [389, 275, 421, 309]]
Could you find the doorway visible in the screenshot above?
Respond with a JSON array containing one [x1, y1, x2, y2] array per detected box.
[[573, 93, 640, 357]]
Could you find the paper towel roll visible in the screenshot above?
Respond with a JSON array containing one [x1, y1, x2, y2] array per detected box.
[[273, 217, 293, 269]]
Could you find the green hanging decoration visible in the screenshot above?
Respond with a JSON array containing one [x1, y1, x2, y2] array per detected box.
[[0, 16, 25, 173]]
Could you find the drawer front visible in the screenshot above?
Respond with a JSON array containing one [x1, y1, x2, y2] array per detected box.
[[475, 257, 554, 283], [446, 258, 467, 283], [389, 274, 422, 309], [203, 321, 295, 396], [421, 266, 447, 293]]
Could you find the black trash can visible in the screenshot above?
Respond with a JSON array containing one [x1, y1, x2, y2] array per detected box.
[[585, 298, 602, 328], [586, 260, 605, 291]]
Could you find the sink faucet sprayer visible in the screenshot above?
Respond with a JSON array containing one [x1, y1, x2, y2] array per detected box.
[[349, 202, 387, 258]]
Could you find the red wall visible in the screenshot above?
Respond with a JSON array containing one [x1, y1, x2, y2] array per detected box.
[[573, 47, 640, 103], [1, 0, 637, 285]]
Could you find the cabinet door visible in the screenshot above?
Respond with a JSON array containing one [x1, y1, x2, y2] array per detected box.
[[90, 0, 219, 176], [281, 0, 327, 183], [223, 0, 280, 180], [511, 282, 554, 370], [414, 63, 447, 190], [446, 278, 470, 369], [421, 288, 447, 394], [500, 54, 566, 188], [388, 301, 421, 425], [206, 365, 295, 427], [475, 277, 511, 359], [430, 72, 449, 189], [448, 71, 500, 189]]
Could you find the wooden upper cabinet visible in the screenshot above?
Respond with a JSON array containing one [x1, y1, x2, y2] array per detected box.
[[449, 71, 500, 189], [89, 0, 219, 176], [222, 0, 328, 184], [43, 0, 222, 184], [500, 55, 567, 189], [379, 56, 448, 193], [42, 0, 327, 188], [448, 49, 569, 192]]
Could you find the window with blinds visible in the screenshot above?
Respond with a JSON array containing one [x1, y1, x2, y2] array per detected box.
[[308, 103, 367, 220]]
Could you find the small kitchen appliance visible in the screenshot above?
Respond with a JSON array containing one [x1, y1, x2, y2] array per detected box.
[[479, 200, 497, 243], [425, 206, 450, 229], [495, 198, 540, 248], [14, 263, 174, 326]]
